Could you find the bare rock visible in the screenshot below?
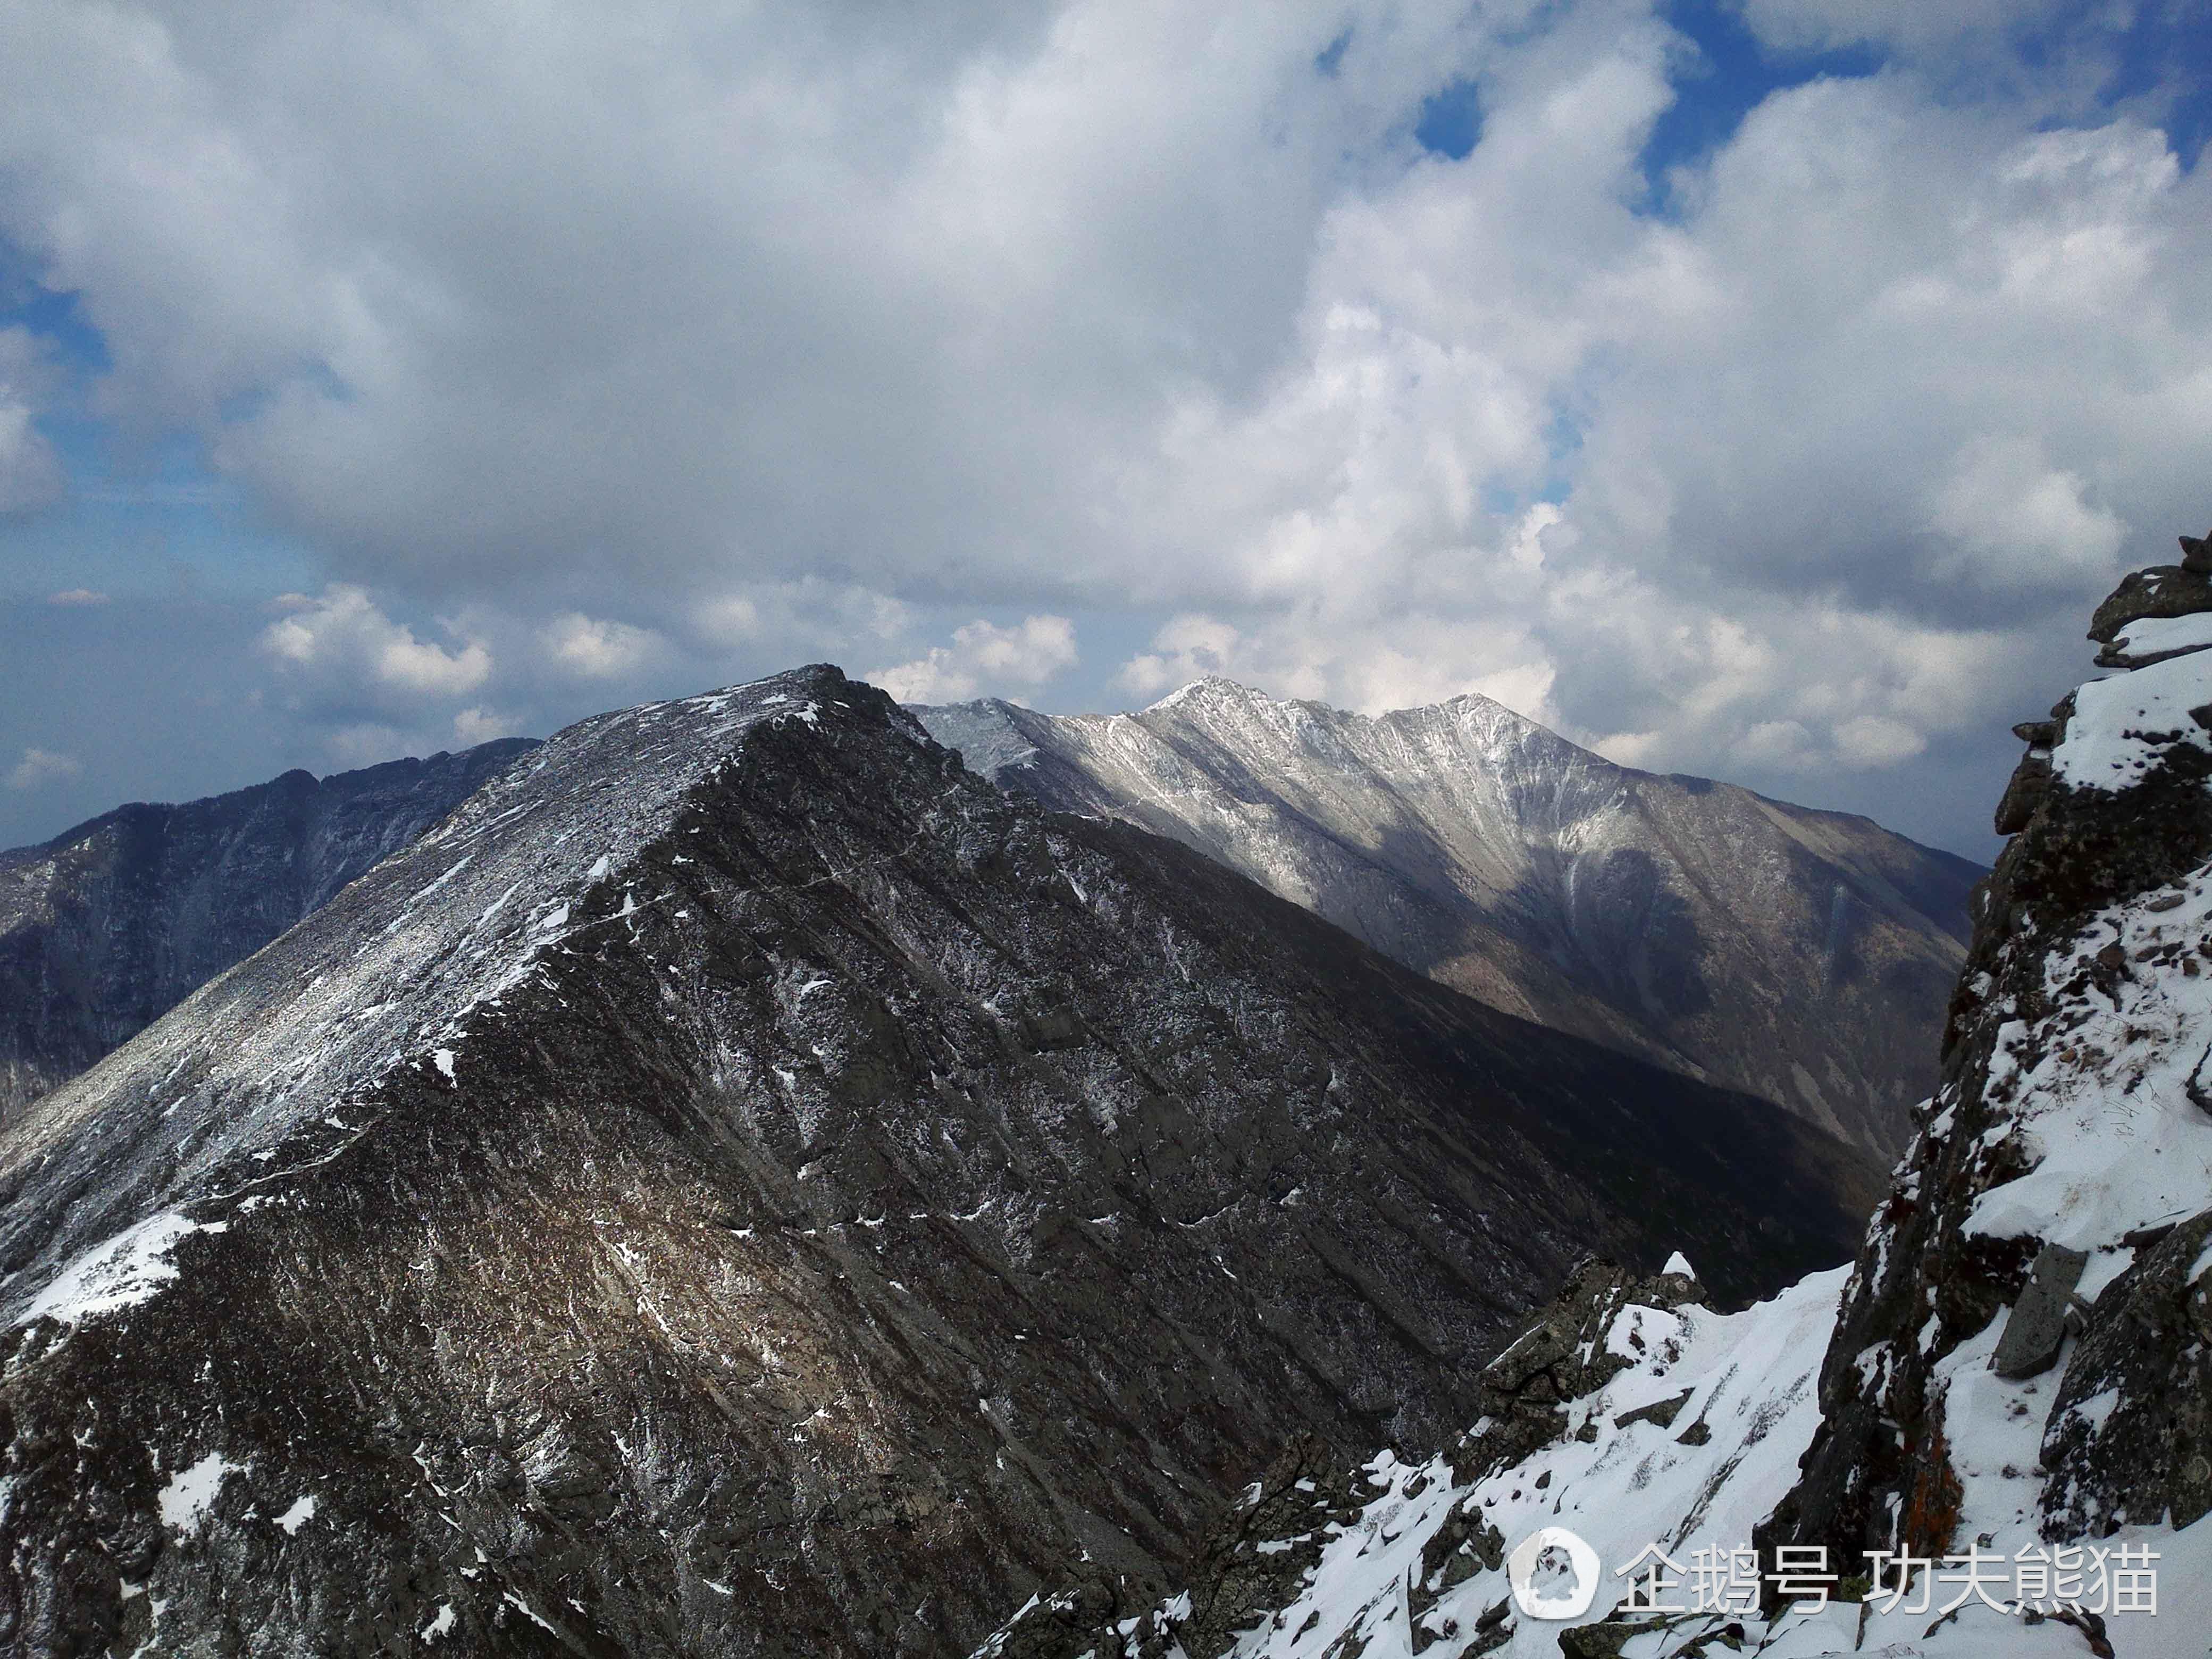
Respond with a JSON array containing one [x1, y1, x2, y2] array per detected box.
[[2041, 1206, 2212, 1536], [1991, 1242, 2088, 1380], [2086, 564, 2212, 644]]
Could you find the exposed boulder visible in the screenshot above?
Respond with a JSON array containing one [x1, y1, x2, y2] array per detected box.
[[2085, 562, 2212, 643], [2041, 1204, 2212, 1537], [1990, 1241, 2088, 1380]]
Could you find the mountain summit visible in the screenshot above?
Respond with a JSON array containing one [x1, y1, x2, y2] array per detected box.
[[916, 680, 1981, 1152], [0, 666, 1875, 1657]]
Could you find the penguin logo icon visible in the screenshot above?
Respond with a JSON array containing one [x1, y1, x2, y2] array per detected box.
[[1507, 1526, 1602, 1620]]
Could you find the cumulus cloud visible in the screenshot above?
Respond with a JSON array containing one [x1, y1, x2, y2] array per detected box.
[[260, 585, 490, 698], [1, 0, 2208, 854], [1732, 0, 2074, 55], [872, 616, 1079, 703], [542, 613, 664, 680], [0, 328, 64, 515], [5, 747, 81, 791], [1926, 435, 2126, 586], [453, 706, 523, 746]]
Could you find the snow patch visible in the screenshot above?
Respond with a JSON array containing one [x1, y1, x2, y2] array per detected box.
[[158, 1452, 241, 1534], [15, 1212, 225, 1328], [2052, 649, 2212, 791]]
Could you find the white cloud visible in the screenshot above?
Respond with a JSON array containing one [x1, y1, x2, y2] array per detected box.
[[453, 706, 524, 746], [1926, 435, 2126, 587], [47, 588, 109, 606], [261, 585, 490, 698], [0, 328, 64, 515], [873, 616, 1078, 703], [1116, 616, 1253, 699], [1732, 0, 2073, 55], [322, 723, 411, 770], [541, 613, 663, 680], [6, 747, 81, 791], [1, 0, 2208, 851]]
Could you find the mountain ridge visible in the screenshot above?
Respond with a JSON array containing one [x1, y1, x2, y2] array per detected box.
[[0, 665, 1878, 1657], [916, 678, 1982, 1153], [0, 736, 539, 1121]]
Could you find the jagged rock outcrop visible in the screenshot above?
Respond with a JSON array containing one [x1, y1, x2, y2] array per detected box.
[[1761, 528, 2212, 1594], [970, 1254, 1846, 1659], [1446, 1256, 1708, 1484], [0, 668, 1880, 1658], [0, 739, 537, 1119], [915, 685, 1980, 1154]]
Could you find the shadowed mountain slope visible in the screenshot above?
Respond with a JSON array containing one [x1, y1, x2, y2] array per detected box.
[[0, 668, 1877, 1657], [916, 682, 1981, 1153], [0, 738, 538, 1120]]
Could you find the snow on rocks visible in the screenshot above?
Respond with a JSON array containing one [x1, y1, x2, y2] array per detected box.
[[973, 1262, 1850, 1659], [2100, 608, 2212, 668], [12, 1210, 227, 1329], [1957, 877, 2212, 1256], [0, 666, 886, 1328], [2051, 651, 2212, 792], [977, 1254, 2209, 1657], [1755, 532, 2212, 1657]]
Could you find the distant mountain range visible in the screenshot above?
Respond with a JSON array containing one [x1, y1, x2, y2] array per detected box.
[[0, 740, 536, 1120], [0, 669, 1878, 1657], [916, 681, 1982, 1153]]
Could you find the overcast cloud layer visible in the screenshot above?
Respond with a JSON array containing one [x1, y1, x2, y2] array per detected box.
[[3, 0, 2209, 858]]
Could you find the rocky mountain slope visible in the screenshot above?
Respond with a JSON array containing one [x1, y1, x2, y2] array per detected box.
[[0, 668, 1879, 1658], [915, 686, 1981, 1157], [976, 533, 2212, 1658], [0, 739, 537, 1120]]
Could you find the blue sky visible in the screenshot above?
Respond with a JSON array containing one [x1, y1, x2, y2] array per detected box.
[[3, 0, 2210, 859]]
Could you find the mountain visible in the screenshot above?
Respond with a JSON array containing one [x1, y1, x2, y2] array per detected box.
[[0, 739, 538, 1121], [974, 535, 2212, 1658], [0, 667, 1879, 1658], [915, 684, 1982, 1154]]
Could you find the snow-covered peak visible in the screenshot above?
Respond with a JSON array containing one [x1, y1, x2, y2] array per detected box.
[[912, 673, 1976, 1155], [1141, 674, 1261, 714], [0, 665, 875, 1323]]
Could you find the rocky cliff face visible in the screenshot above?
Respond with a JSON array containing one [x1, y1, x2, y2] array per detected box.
[[0, 668, 1877, 1658], [0, 739, 537, 1120], [1759, 534, 2212, 1595], [915, 684, 1979, 1155]]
